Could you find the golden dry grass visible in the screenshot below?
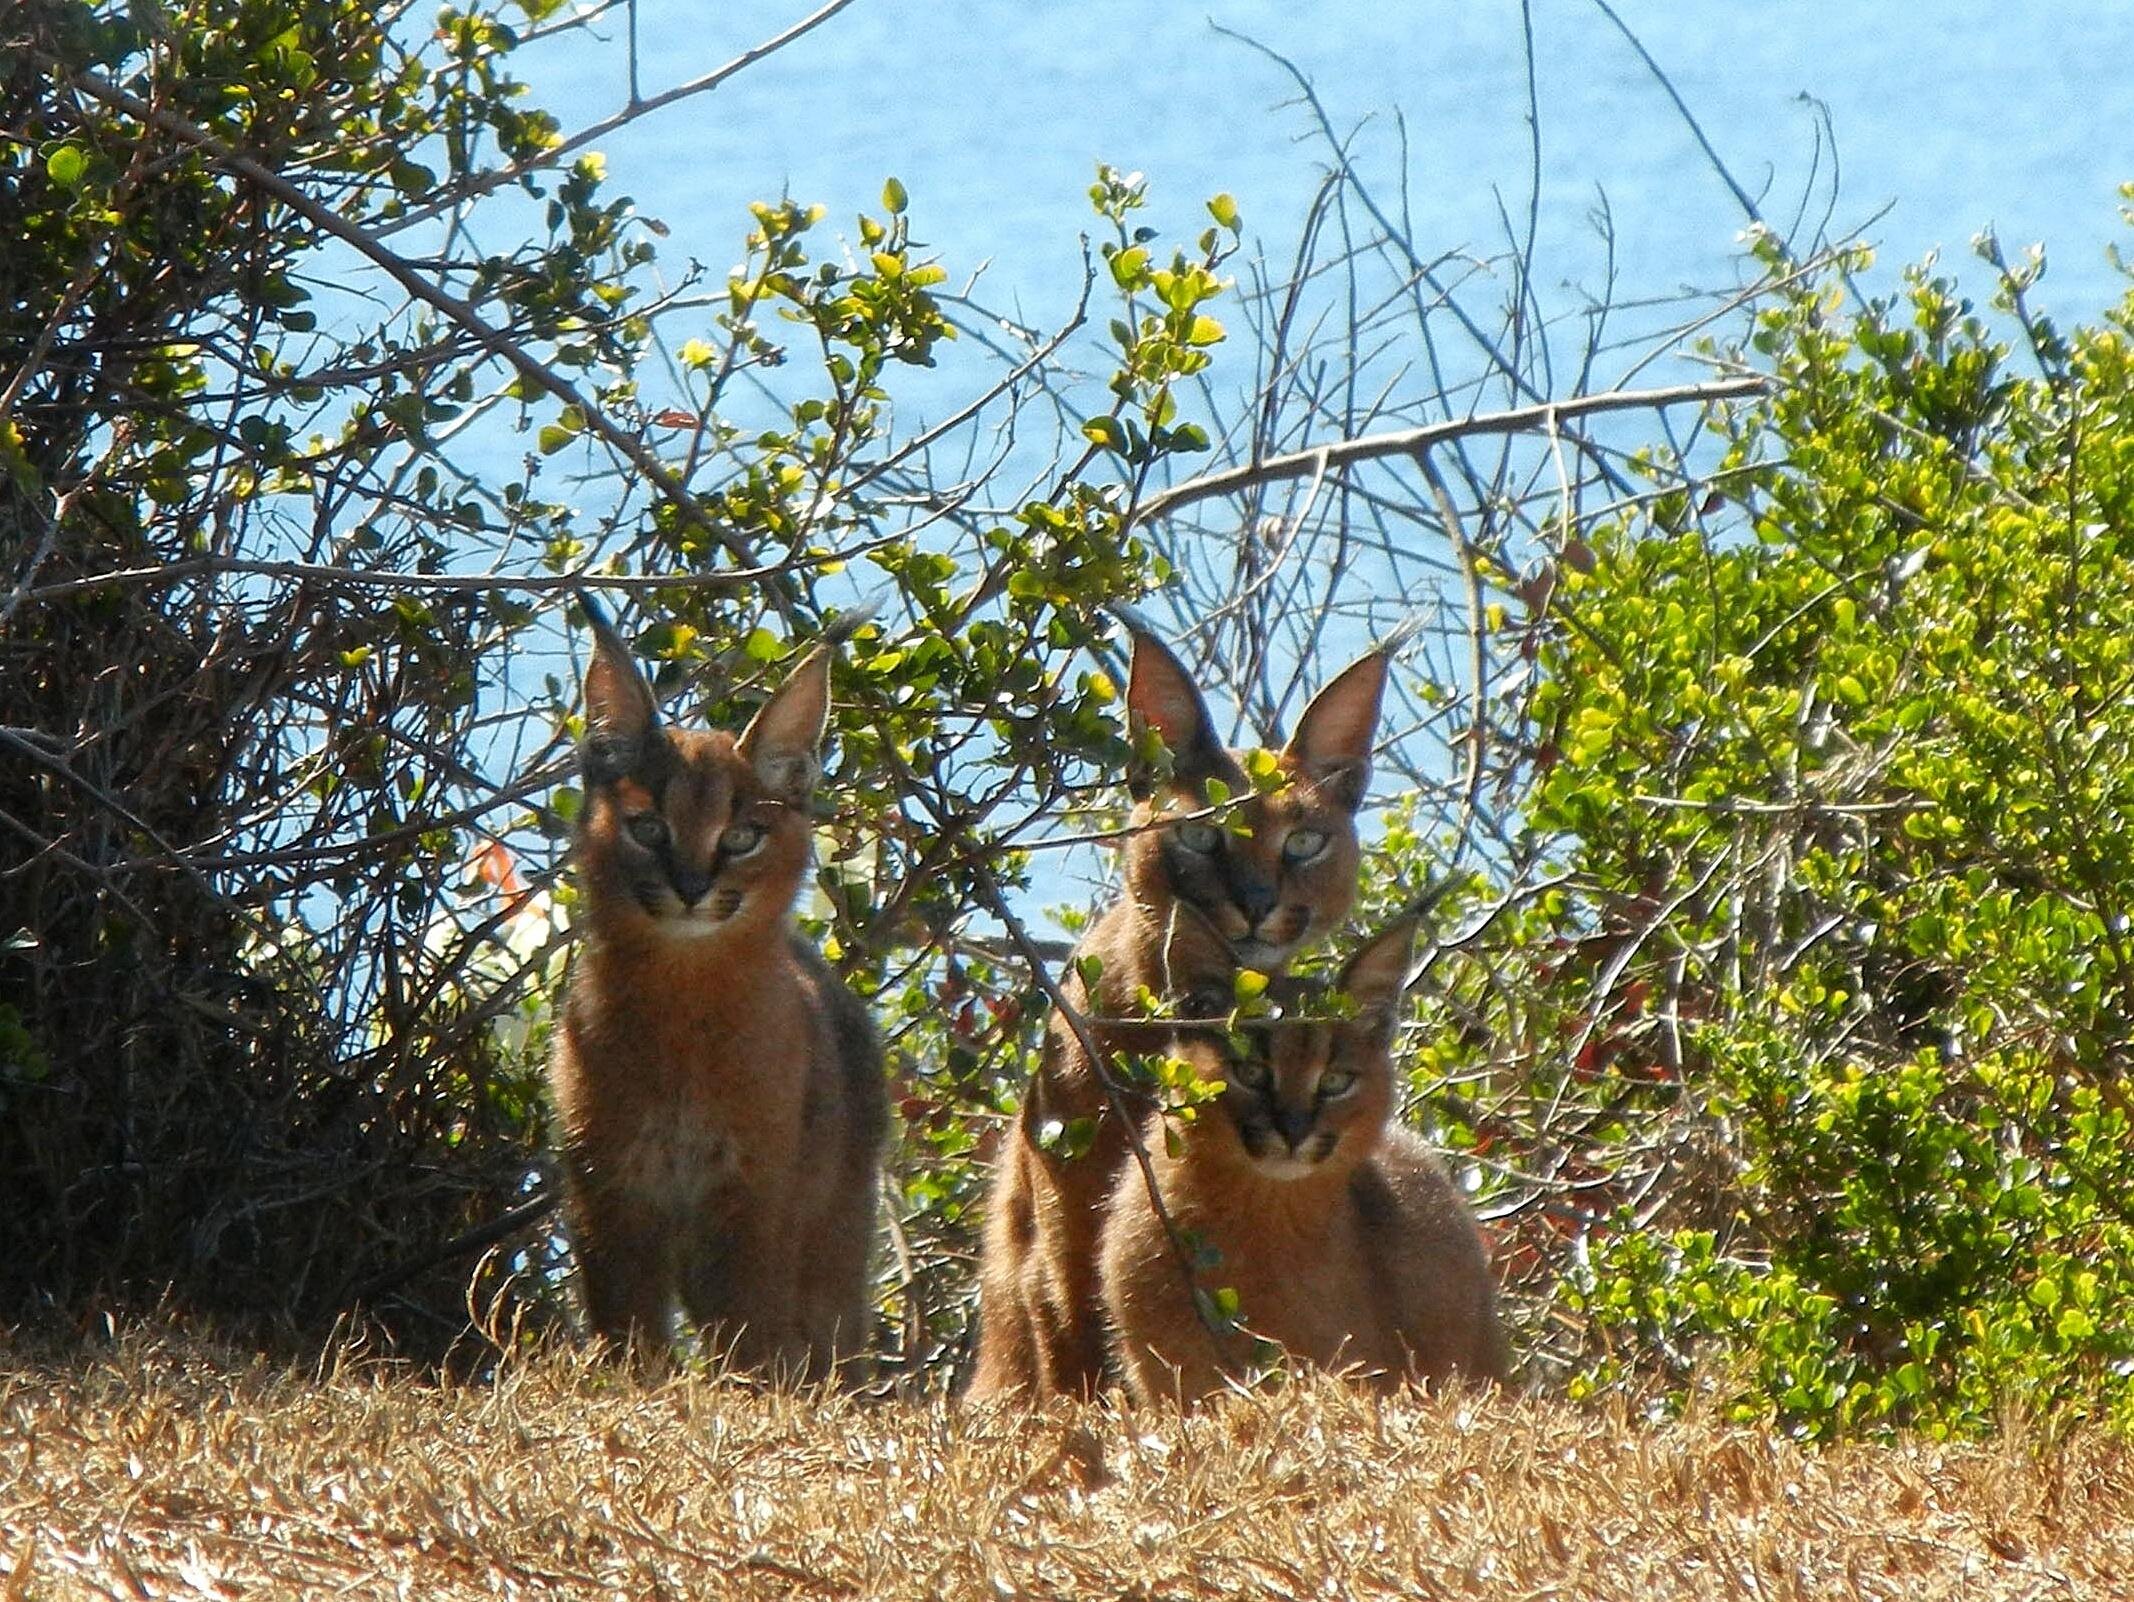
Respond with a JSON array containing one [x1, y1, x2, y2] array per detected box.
[[1, 1333, 2127, 1600]]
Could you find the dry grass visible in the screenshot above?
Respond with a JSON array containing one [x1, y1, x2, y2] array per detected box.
[[1, 1333, 2126, 1600]]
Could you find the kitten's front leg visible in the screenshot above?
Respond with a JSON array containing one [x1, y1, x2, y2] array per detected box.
[[569, 1181, 680, 1365], [678, 1197, 808, 1379]]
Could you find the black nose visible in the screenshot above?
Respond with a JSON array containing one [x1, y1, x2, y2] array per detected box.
[[1275, 1106, 1315, 1149], [1234, 879, 1277, 924], [670, 868, 714, 905]]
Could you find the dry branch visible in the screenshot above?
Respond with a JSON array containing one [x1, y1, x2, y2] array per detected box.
[[1128, 374, 1770, 528], [47, 60, 781, 597]]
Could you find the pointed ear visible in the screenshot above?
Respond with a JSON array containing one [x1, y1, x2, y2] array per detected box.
[[579, 601, 657, 778], [1124, 629, 1227, 798], [1285, 647, 1388, 812], [736, 644, 832, 803], [1337, 917, 1419, 1017]]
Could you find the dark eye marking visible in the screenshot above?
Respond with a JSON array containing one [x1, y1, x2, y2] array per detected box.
[[1225, 1054, 1271, 1090], [626, 813, 669, 849]]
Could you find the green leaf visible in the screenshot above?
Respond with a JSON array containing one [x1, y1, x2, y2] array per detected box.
[[1233, 969, 1269, 1003], [45, 146, 86, 190], [1038, 1116, 1097, 1160], [1081, 415, 1126, 452], [1207, 192, 1240, 231], [882, 176, 908, 215], [1109, 246, 1150, 289], [1184, 314, 1226, 346]]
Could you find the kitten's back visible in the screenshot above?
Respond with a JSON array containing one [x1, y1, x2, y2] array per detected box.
[[1352, 1128, 1511, 1386], [791, 932, 889, 1147]]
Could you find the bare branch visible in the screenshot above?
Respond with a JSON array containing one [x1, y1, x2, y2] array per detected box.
[[376, 0, 869, 239], [47, 61, 784, 601], [1129, 375, 1770, 529]]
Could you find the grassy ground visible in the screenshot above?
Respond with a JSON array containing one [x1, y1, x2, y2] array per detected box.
[[0, 1334, 2125, 1600]]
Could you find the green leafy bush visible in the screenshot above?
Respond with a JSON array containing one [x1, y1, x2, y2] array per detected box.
[[1518, 232, 2134, 1436], [0, 0, 1243, 1365]]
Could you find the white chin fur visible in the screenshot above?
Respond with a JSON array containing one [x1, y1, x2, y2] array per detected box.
[[658, 910, 729, 939], [1252, 1153, 1323, 1182]]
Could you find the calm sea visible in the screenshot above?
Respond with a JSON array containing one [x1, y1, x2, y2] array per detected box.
[[524, 0, 2134, 353], [503, 1, 2134, 913]]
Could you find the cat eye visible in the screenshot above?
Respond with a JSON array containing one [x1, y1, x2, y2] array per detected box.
[[1225, 1056, 1271, 1090], [1282, 828, 1330, 864], [1316, 1068, 1359, 1099], [1174, 820, 1223, 854], [721, 822, 766, 857], [626, 813, 669, 849]]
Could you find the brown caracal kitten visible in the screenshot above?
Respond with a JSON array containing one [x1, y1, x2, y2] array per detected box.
[[548, 603, 887, 1380], [967, 628, 1389, 1401], [1098, 919, 1509, 1404]]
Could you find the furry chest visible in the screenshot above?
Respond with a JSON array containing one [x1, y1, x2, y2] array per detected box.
[[605, 1112, 744, 1213]]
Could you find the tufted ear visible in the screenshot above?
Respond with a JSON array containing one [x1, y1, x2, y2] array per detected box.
[[737, 643, 832, 803], [1124, 629, 1230, 799], [1284, 646, 1388, 812], [579, 597, 658, 780], [1336, 916, 1419, 1018]]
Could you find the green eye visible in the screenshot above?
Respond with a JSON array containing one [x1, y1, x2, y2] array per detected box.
[[1226, 1055, 1271, 1090], [627, 813, 668, 849], [1283, 828, 1330, 864], [1317, 1068, 1358, 1099], [1175, 820, 1223, 854], [721, 823, 765, 856]]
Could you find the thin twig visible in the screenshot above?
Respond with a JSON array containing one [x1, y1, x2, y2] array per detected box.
[[1130, 375, 1769, 528], [48, 61, 787, 607], [375, 0, 867, 238], [352, 1186, 558, 1304]]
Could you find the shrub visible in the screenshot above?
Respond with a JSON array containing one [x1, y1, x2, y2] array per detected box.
[[1512, 232, 2134, 1436]]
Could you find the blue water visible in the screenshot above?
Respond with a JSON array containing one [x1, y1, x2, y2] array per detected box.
[[524, 0, 2134, 352], [498, 1, 2134, 916]]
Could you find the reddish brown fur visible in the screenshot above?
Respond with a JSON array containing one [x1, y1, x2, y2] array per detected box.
[[549, 617, 885, 1381], [967, 633, 1387, 1402], [1098, 924, 1510, 1405]]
